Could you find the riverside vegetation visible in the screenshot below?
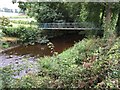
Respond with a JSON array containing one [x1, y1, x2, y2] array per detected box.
[[0, 2, 120, 89], [0, 37, 119, 89]]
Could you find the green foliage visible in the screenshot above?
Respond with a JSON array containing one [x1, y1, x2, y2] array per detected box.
[[37, 37, 119, 89], [0, 37, 119, 89], [0, 16, 11, 28], [17, 27, 39, 44], [2, 26, 49, 44], [17, 3, 83, 23], [11, 20, 37, 25], [0, 2, 120, 89], [9, 75, 52, 88], [2, 26, 32, 37], [0, 65, 14, 88], [103, 3, 120, 38], [79, 3, 88, 22], [2, 42, 10, 48], [17, 2, 120, 39]]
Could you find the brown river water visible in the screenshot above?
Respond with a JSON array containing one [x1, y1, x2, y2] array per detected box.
[[0, 33, 84, 78]]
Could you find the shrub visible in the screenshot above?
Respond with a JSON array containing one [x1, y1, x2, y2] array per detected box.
[[0, 65, 14, 88], [0, 16, 11, 28], [37, 37, 119, 89], [2, 26, 49, 44]]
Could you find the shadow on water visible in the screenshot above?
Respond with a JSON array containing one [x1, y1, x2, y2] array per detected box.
[[0, 33, 84, 78], [3, 33, 84, 57]]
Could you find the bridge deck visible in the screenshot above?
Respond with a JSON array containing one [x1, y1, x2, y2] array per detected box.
[[40, 28, 100, 30], [39, 23, 101, 30]]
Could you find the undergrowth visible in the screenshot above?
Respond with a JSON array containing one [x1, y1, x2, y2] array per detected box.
[[0, 37, 119, 89]]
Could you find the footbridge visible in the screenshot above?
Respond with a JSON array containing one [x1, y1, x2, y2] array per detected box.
[[39, 22, 101, 30]]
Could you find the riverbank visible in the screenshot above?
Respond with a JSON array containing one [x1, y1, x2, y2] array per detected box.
[[0, 36, 119, 89], [0, 33, 84, 79]]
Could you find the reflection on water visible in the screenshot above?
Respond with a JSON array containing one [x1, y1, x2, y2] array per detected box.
[[3, 34, 84, 57]]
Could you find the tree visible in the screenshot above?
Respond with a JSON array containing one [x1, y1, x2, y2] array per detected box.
[[18, 2, 82, 23], [116, 12, 120, 36], [103, 2, 120, 38], [18, 2, 120, 38]]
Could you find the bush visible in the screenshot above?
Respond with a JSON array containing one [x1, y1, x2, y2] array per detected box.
[[0, 16, 11, 28], [37, 38, 120, 89], [2, 26, 49, 44], [0, 65, 14, 88], [17, 27, 39, 44]]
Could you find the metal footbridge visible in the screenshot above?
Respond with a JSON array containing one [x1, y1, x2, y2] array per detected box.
[[39, 22, 101, 30]]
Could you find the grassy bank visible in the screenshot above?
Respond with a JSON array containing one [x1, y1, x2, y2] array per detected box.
[[1, 37, 119, 89]]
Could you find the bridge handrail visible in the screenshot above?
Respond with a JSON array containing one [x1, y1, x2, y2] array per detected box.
[[39, 22, 99, 29]]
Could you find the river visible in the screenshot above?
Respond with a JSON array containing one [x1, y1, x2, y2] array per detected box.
[[0, 33, 84, 78]]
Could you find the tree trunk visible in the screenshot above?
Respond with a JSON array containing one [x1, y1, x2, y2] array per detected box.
[[103, 3, 112, 38], [116, 12, 120, 36], [110, 10, 119, 36], [103, 3, 119, 38], [100, 6, 105, 26]]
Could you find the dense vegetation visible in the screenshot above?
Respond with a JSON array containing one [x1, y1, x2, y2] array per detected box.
[[0, 1, 120, 89], [0, 37, 119, 89]]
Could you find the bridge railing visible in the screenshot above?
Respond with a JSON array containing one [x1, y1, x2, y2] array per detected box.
[[39, 22, 101, 30]]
